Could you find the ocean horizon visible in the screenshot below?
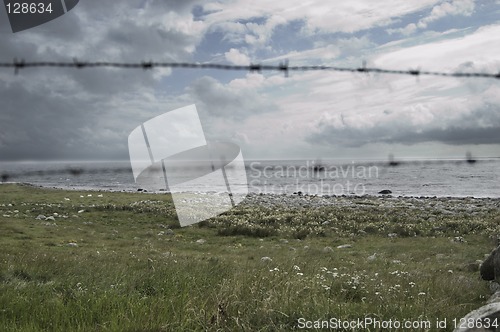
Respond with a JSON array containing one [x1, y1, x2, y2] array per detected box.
[[0, 158, 499, 198]]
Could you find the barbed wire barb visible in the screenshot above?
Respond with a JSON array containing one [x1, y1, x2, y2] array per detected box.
[[0, 58, 499, 80]]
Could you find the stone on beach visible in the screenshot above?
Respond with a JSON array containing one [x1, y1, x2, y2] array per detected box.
[[452, 247, 500, 331], [480, 245, 500, 282], [261, 256, 272, 262], [453, 302, 500, 332], [378, 190, 392, 194], [35, 214, 46, 220], [336, 244, 352, 249]]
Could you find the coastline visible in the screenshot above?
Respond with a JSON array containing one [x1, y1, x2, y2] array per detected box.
[[2, 181, 500, 200], [2, 183, 499, 239]]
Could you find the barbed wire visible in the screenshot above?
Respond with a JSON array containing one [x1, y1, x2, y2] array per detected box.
[[0, 58, 499, 79]]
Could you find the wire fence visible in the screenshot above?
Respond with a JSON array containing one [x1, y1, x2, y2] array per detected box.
[[0, 58, 499, 79]]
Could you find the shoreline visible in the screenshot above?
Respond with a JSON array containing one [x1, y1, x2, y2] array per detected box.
[[240, 191, 500, 213], [2, 181, 500, 201]]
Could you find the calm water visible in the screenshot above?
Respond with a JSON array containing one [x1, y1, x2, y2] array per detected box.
[[0, 159, 499, 198]]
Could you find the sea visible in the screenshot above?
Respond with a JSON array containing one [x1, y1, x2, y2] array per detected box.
[[0, 158, 499, 198]]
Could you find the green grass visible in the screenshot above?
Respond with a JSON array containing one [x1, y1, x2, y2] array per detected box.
[[0, 184, 498, 331]]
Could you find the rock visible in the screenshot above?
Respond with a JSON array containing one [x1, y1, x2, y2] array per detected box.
[[452, 236, 467, 243], [45, 216, 56, 221], [480, 246, 500, 282], [165, 229, 175, 236], [336, 244, 352, 249], [67, 242, 78, 247], [323, 246, 334, 253], [35, 214, 46, 220], [77, 209, 85, 214], [453, 302, 500, 332], [367, 253, 377, 261], [196, 239, 206, 244], [490, 283, 500, 296], [488, 290, 500, 304], [388, 233, 398, 238], [261, 256, 272, 262], [378, 190, 392, 195]]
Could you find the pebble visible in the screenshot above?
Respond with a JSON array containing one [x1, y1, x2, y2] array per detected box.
[[336, 244, 352, 249], [323, 246, 334, 253]]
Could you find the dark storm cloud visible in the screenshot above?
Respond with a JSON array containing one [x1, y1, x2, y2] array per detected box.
[[0, 0, 204, 161], [307, 103, 500, 148], [391, 126, 500, 145], [0, 78, 99, 160]]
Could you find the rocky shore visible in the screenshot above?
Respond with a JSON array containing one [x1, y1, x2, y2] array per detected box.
[[241, 192, 500, 212]]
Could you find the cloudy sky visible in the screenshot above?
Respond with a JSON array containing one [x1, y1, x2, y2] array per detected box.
[[0, 0, 499, 162]]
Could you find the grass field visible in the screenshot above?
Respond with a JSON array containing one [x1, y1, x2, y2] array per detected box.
[[1, 183, 499, 331]]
